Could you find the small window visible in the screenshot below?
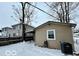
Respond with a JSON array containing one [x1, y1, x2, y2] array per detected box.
[[19, 25, 21, 29], [13, 33, 16, 37], [47, 29, 56, 40], [9, 34, 10, 37]]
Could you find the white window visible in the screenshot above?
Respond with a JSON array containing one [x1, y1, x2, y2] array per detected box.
[[47, 29, 56, 40]]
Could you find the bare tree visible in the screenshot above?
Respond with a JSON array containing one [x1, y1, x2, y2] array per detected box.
[[12, 2, 36, 41], [45, 2, 79, 23], [12, 2, 36, 25]]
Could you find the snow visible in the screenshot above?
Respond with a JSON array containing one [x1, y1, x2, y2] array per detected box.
[[0, 41, 64, 56], [0, 37, 78, 56]]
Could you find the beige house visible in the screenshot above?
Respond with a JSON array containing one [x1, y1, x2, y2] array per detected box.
[[35, 21, 76, 49]]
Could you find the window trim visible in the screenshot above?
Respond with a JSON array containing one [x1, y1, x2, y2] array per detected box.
[[47, 29, 56, 40]]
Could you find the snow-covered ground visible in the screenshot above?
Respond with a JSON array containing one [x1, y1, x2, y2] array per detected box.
[[0, 41, 64, 56], [0, 37, 78, 56]]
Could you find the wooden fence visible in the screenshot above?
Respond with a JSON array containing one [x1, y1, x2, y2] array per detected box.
[[0, 36, 34, 46]]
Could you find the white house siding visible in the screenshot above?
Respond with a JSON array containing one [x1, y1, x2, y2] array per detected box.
[[12, 25, 22, 37], [1, 28, 11, 37], [25, 25, 34, 32], [1, 24, 34, 37], [2, 31, 7, 37]]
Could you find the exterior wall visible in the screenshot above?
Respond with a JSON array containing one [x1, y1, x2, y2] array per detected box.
[[1, 28, 12, 37], [1, 24, 34, 37], [35, 24, 74, 49], [2, 31, 7, 37], [12, 25, 34, 37], [12, 25, 22, 37], [25, 26, 34, 32]]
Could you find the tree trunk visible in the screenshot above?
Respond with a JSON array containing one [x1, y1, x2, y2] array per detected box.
[[22, 3, 26, 41]]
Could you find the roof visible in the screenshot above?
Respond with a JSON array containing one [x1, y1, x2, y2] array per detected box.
[[2, 27, 12, 30], [12, 23, 22, 27], [35, 21, 77, 29], [12, 23, 35, 28]]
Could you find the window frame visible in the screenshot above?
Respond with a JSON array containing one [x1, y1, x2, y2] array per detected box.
[[47, 29, 56, 40]]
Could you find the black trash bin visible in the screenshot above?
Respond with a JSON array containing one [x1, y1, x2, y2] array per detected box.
[[60, 42, 73, 55]]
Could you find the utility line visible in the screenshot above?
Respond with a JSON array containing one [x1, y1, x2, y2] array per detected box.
[[26, 2, 57, 19]]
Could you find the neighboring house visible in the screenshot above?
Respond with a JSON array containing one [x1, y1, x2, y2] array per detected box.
[[11, 23, 34, 37], [73, 33, 79, 37], [1, 27, 12, 37], [1, 23, 35, 37], [35, 21, 76, 49], [73, 32, 79, 45]]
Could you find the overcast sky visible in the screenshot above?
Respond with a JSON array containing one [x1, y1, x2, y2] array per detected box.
[[0, 2, 79, 29]]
